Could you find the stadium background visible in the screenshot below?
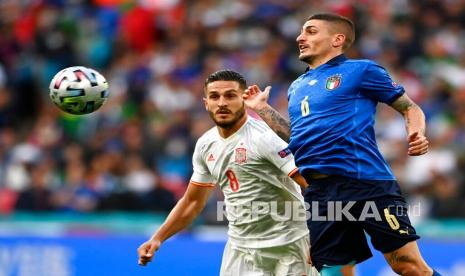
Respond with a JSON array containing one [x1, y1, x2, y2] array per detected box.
[[0, 0, 464, 275]]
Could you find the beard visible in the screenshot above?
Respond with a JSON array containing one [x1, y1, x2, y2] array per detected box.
[[208, 104, 246, 129], [299, 53, 315, 64]]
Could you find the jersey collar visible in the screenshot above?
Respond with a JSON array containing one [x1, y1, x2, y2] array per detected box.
[[305, 54, 347, 72]]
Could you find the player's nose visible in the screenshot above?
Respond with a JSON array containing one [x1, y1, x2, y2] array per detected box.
[[218, 96, 227, 106]]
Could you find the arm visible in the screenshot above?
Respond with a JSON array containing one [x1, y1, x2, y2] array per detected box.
[[137, 183, 214, 266], [291, 172, 308, 191], [389, 94, 429, 156], [244, 85, 291, 142]]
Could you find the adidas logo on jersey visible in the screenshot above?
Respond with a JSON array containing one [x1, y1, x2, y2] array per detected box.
[[207, 153, 215, 161]]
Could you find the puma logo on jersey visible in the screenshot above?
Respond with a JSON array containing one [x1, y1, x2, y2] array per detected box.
[[207, 153, 215, 161], [308, 79, 318, 86], [399, 229, 409, 235]]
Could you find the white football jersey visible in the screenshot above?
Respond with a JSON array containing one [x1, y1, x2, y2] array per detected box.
[[191, 116, 308, 248]]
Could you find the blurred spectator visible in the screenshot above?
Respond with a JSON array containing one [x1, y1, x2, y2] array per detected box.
[[15, 162, 55, 211]]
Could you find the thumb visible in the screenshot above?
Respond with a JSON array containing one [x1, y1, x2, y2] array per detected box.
[[147, 240, 160, 256], [408, 132, 418, 141], [263, 86, 272, 96]]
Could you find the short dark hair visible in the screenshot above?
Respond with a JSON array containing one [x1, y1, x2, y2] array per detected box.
[[308, 13, 355, 50], [204, 70, 246, 90]]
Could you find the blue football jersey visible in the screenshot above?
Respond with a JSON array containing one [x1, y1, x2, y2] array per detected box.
[[287, 55, 404, 180]]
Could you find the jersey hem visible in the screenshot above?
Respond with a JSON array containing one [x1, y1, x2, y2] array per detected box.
[[189, 181, 216, 188]]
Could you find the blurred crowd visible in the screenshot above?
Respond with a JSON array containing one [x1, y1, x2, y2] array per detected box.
[[0, 0, 464, 220]]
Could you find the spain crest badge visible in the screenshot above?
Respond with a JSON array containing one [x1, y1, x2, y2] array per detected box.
[[325, 74, 341, 90], [235, 148, 247, 164]]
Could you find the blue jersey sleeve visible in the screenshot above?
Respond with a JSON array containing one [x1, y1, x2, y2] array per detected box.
[[359, 62, 404, 104]]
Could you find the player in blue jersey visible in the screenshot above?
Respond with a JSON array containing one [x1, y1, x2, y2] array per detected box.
[[244, 13, 441, 276]]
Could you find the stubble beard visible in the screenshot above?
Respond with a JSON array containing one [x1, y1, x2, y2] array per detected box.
[[299, 53, 315, 65], [209, 105, 246, 129]]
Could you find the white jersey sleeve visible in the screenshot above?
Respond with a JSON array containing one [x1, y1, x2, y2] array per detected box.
[[190, 139, 215, 186], [254, 130, 298, 177]]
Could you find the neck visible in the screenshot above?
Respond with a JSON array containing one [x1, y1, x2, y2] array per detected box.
[[218, 115, 247, 138], [307, 51, 343, 69]]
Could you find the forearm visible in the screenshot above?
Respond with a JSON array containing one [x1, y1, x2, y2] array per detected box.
[[151, 197, 204, 243], [291, 172, 308, 191], [403, 104, 426, 136], [255, 104, 291, 142]]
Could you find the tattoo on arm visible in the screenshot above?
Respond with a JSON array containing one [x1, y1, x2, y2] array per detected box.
[[390, 94, 426, 136], [256, 106, 291, 142], [390, 94, 416, 114], [388, 250, 413, 265]]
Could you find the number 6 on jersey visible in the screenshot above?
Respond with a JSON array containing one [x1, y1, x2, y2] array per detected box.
[[301, 96, 310, 117]]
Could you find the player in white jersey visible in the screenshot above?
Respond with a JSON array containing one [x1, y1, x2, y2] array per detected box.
[[138, 70, 318, 276]]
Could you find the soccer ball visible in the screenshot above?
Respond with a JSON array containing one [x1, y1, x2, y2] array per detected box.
[[49, 66, 109, 115]]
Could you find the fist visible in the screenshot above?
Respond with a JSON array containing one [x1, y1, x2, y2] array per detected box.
[[407, 132, 429, 156], [137, 239, 161, 266]]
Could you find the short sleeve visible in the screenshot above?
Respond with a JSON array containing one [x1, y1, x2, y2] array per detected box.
[[359, 62, 405, 104], [190, 141, 215, 186], [255, 130, 298, 177]]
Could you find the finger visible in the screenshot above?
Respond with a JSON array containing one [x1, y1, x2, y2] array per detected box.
[[408, 139, 426, 147], [250, 85, 260, 94], [306, 254, 312, 265], [408, 144, 429, 153], [263, 86, 271, 94], [408, 147, 429, 155], [262, 86, 271, 97], [408, 132, 418, 141], [138, 258, 149, 266], [408, 144, 428, 151], [409, 142, 428, 150], [137, 246, 148, 257], [408, 149, 428, 156]]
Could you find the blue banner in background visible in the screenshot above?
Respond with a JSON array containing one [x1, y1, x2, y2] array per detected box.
[[0, 235, 464, 276]]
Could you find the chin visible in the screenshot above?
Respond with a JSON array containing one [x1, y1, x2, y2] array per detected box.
[[215, 120, 236, 128], [299, 54, 314, 63]]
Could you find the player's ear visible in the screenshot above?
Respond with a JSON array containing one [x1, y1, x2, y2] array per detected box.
[[203, 97, 208, 111], [332, 33, 345, 48]]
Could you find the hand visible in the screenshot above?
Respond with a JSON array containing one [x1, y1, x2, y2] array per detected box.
[[407, 132, 429, 156], [137, 238, 161, 266], [243, 85, 271, 111], [307, 246, 313, 266]]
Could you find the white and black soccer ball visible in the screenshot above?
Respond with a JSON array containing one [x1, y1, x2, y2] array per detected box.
[[49, 66, 109, 115]]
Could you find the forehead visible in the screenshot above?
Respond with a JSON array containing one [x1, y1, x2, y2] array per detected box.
[[206, 80, 241, 93], [302, 19, 329, 30]]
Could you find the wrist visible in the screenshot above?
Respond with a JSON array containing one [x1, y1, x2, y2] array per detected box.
[[254, 103, 272, 114], [150, 235, 163, 245]]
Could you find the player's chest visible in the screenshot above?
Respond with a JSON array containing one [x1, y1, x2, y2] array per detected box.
[[288, 71, 358, 116], [204, 140, 255, 182]]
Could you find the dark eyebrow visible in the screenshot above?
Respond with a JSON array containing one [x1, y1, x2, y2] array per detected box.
[[207, 89, 239, 95], [302, 25, 317, 32]]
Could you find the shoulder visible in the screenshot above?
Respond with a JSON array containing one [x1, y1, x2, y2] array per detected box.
[[246, 117, 285, 145], [245, 117, 275, 136], [345, 58, 379, 68], [290, 73, 307, 87], [344, 59, 389, 78], [195, 127, 217, 151]]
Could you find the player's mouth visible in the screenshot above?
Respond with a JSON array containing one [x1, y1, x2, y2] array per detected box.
[[216, 109, 232, 115], [216, 109, 232, 118], [299, 44, 309, 53]]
